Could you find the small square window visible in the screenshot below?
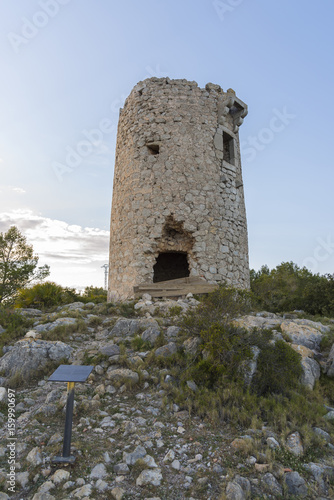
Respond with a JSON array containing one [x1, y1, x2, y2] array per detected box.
[[146, 143, 160, 155]]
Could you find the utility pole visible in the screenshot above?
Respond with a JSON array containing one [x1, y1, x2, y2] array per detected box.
[[101, 264, 109, 291]]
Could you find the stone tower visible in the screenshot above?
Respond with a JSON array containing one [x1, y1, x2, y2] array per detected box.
[[108, 77, 249, 300]]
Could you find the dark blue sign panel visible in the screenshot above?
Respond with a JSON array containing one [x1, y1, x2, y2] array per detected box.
[[48, 365, 94, 382]]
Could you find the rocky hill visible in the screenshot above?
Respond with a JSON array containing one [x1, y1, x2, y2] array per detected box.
[[0, 294, 333, 500]]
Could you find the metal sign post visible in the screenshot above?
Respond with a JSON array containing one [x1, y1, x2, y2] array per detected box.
[[48, 365, 94, 464]]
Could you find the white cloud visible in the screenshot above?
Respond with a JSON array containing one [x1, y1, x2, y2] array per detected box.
[[0, 209, 110, 288], [12, 187, 26, 194]]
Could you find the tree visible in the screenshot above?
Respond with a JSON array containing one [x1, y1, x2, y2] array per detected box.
[[0, 226, 49, 304]]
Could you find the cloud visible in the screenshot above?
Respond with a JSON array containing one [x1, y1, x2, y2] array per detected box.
[[12, 187, 26, 194], [0, 209, 110, 288]]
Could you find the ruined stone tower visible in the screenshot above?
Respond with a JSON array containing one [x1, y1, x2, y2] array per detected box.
[[108, 77, 249, 300]]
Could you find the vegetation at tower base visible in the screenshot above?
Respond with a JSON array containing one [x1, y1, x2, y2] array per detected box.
[[0, 225, 49, 304], [16, 281, 80, 309], [156, 284, 326, 434], [250, 261, 334, 316], [15, 283, 107, 309]]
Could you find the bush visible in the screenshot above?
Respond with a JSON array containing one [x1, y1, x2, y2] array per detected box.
[[15, 281, 80, 309], [200, 323, 253, 380], [164, 283, 328, 434], [252, 340, 303, 396], [0, 307, 33, 354], [82, 286, 107, 303], [250, 262, 334, 315], [181, 284, 253, 338]]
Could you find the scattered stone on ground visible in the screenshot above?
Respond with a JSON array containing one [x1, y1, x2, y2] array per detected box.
[[0, 301, 333, 499]]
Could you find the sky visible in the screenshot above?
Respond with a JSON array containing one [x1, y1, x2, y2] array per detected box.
[[0, 0, 333, 290]]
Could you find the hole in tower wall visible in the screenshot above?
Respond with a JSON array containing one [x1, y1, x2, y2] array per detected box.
[[153, 252, 190, 283], [223, 131, 234, 165], [146, 143, 160, 155]]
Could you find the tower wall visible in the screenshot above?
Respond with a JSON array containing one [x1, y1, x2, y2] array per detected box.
[[108, 77, 249, 300]]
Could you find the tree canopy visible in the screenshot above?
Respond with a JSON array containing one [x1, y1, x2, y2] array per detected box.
[[0, 226, 49, 304]]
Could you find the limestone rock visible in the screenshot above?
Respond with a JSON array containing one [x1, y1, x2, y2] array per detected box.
[[123, 445, 147, 465], [16, 308, 42, 316], [35, 481, 55, 495], [155, 342, 177, 357], [72, 484, 93, 498], [25, 330, 41, 339], [234, 315, 282, 331], [0, 387, 7, 403], [111, 318, 158, 337], [312, 427, 331, 442], [50, 469, 70, 484], [32, 493, 55, 500], [90, 463, 107, 479], [280, 321, 322, 350], [183, 337, 202, 356], [326, 342, 334, 377], [300, 357, 321, 389], [186, 380, 198, 391], [284, 471, 308, 497], [261, 473, 283, 497], [225, 481, 246, 499], [62, 301, 85, 311], [16, 471, 29, 488], [266, 437, 280, 449], [96, 479, 108, 492], [99, 343, 120, 357], [171, 459, 181, 470], [34, 317, 77, 333], [242, 346, 260, 386], [114, 463, 130, 474], [136, 468, 163, 486], [285, 431, 304, 456], [324, 410, 334, 420], [233, 475, 251, 498], [111, 487, 125, 500], [47, 432, 63, 445], [141, 327, 160, 345], [0, 339, 72, 379], [107, 368, 139, 384], [26, 447, 43, 465], [166, 326, 180, 339], [293, 318, 330, 334]]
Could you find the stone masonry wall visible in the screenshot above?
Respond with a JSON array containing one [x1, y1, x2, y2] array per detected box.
[[108, 77, 250, 300]]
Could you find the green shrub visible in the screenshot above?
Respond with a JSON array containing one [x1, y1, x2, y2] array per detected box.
[[87, 316, 103, 327], [41, 320, 88, 342], [251, 262, 334, 315], [118, 301, 136, 318], [82, 286, 107, 303], [200, 323, 252, 380], [131, 335, 151, 351], [181, 284, 253, 338], [0, 307, 33, 354], [162, 283, 330, 435], [15, 281, 80, 309], [252, 340, 303, 396]]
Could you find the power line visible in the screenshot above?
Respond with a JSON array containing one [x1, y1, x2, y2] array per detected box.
[[101, 264, 109, 290]]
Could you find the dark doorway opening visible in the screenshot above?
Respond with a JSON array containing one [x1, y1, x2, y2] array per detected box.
[[153, 252, 190, 283]]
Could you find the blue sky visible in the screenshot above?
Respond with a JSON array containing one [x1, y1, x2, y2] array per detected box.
[[0, 0, 333, 289]]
